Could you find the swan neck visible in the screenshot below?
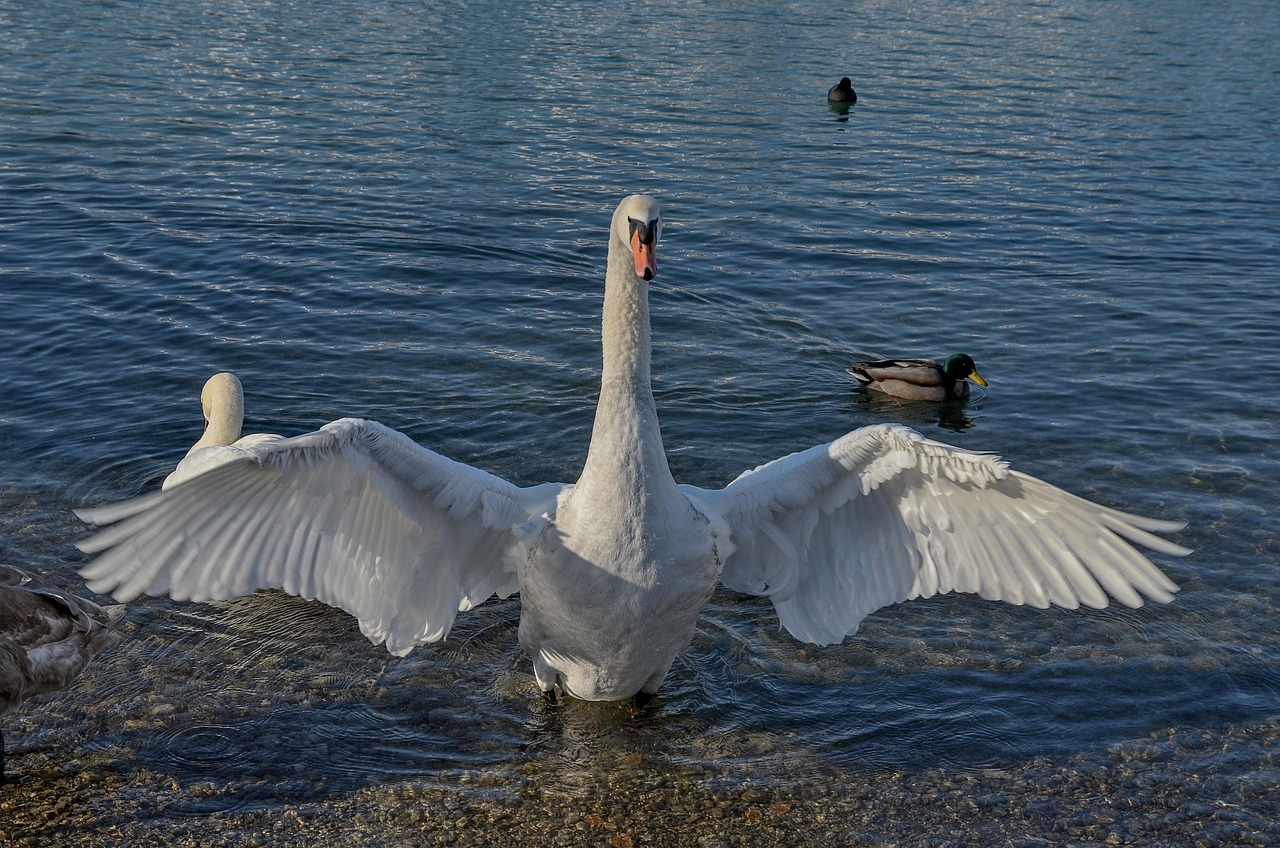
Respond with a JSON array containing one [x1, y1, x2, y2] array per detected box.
[[600, 237, 653, 388], [193, 377, 244, 451], [200, 414, 241, 450], [577, 236, 671, 490]]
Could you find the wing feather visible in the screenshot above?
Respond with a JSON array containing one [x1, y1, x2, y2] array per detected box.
[[77, 418, 564, 655], [696, 423, 1188, 646]]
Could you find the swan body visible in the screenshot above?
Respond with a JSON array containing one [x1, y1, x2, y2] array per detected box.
[[850, 353, 987, 401], [1, 564, 125, 780], [76, 195, 1188, 702], [828, 77, 857, 103]]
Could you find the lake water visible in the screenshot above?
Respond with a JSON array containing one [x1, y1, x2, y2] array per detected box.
[[2, 0, 1277, 845]]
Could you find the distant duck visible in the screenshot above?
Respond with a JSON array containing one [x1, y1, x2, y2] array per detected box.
[[827, 77, 857, 103], [849, 354, 987, 401], [164, 372, 281, 490], [0, 564, 125, 781]]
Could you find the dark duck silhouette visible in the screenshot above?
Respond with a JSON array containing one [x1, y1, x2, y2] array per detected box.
[[827, 77, 857, 103], [0, 564, 125, 781]]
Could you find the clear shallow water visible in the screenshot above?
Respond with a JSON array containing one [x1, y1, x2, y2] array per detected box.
[[1, 0, 1278, 845]]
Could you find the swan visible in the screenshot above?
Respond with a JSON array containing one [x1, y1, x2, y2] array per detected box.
[[1, 564, 125, 781], [850, 353, 988, 401], [828, 77, 857, 103], [76, 195, 1188, 702], [163, 372, 282, 490]]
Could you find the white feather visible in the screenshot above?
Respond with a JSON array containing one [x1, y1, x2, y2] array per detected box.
[[80, 418, 562, 656], [702, 424, 1188, 646]]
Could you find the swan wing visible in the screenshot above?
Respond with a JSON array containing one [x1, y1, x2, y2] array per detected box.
[[77, 418, 564, 656], [693, 423, 1188, 646]]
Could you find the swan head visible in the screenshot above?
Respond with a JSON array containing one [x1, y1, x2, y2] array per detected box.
[[196, 372, 245, 448], [612, 194, 661, 281]]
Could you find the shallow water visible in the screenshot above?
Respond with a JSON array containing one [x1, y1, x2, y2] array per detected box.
[[1, 0, 1278, 845]]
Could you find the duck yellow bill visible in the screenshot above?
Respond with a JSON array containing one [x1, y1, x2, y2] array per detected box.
[[631, 231, 657, 280], [970, 369, 988, 387]]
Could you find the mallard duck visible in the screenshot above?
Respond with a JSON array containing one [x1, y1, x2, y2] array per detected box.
[[77, 196, 1184, 704], [827, 77, 857, 103], [1, 564, 125, 781], [849, 353, 988, 401]]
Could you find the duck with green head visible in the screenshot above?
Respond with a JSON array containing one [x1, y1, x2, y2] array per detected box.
[[849, 353, 987, 401]]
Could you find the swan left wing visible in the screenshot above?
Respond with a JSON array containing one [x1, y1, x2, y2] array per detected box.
[[687, 424, 1188, 646], [77, 418, 564, 656]]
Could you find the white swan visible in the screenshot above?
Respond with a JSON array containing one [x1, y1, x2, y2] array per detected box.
[[163, 372, 281, 490], [76, 195, 1188, 702], [1, 564, 125, 781]]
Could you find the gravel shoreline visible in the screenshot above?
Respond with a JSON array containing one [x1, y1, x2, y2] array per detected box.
[[4, 715, 1276, 847]]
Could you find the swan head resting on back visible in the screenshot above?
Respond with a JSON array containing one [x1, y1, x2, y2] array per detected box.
[[195, 372, 243, 449], [162, 372, 280, 490], [76, 193, 1187, 705]]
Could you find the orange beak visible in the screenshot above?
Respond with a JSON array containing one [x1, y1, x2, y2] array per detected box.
[[631, 230, 657, 280]]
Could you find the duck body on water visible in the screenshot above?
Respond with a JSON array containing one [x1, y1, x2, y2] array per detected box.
[[77, 196, 1188, 703], [828, 76, 857, 103], [850, 353, 987, 401]]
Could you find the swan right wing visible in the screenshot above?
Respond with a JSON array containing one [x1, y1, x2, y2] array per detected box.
[[77, 418, 564, 656], [691, 424, 1188, 646]]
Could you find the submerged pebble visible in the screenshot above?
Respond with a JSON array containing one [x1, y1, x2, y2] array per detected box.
[[3, 708, 1278, 847]]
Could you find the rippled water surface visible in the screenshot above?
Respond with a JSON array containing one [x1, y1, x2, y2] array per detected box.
[[2, 0, 1277, 845]]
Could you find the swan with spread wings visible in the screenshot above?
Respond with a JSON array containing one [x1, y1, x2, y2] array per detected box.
[[77, 195, 1187, 702]]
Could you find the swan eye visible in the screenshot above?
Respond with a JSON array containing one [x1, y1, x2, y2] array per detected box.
[[628, 217, 659, 246]]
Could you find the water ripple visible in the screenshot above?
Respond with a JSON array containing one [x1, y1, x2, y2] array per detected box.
[[2, 0, 1278, 841]]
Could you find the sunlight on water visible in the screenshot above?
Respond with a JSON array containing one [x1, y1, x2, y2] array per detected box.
[[2, 0, 1278, 844]]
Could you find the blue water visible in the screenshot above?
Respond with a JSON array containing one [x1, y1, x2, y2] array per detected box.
[[2, 0, 1277, 844]]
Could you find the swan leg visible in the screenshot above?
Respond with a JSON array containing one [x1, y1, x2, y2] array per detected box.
[[629, 690, 656, 722], [530, 652, 562, 705], [531, 654, 553, 689], [640, 660, 674, 696]]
